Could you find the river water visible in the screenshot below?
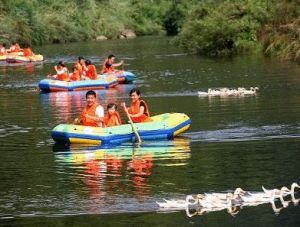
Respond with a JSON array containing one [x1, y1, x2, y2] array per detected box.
[[0, 37, 299, 226]]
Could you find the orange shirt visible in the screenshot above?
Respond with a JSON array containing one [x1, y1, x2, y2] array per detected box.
[[86, 65, 97, 80]]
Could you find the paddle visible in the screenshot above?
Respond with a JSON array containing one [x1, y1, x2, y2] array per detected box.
[[122, 104, 142, 144]]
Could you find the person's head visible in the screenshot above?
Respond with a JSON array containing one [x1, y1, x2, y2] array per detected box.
[[107, 103, 117, 115], [86, 90, 97, 106], [78, 56, 85, 64], [85, 59, 91, 66], [57, 61, 66, 68], [72, 66, 77, 72], [129, 88, 141, 102]]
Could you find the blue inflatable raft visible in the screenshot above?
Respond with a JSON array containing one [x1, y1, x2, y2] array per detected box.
[[39, 74, 118, 92]]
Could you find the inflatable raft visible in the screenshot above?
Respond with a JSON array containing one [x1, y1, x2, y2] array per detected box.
[[6, 54, 44, 63], [39, 75, 118, 92], [103, 71, 136, 84], [0, 55, 6, 63], [52, 113, 191, 145]]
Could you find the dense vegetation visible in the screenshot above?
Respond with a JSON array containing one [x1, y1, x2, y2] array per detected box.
[[175, 0, 300, 62], [0, 0, 299, 62]]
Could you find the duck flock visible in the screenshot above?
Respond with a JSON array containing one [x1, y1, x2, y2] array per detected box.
[[156, 182, 300, 217], [198, 87, 259, 97]]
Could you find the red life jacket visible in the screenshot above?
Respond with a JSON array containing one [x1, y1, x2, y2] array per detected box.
[[103, 111, 122, 127], [74, 62, 83, 78], [70, 70, 80, 81], [23, 48, 33, 57], [101, 59, 115, 74], [86, 65, 97, 80], [128, 99, 152, 123], [81, 102, 101, 127]]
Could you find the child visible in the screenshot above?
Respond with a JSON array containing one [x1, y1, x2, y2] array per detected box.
[[83, 59, 97, 80], [70, 67, 80, 81], [103, 103, 122, 127], [48, 61, 70, 81]]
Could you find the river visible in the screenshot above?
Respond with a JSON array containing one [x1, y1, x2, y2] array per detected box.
[[0, 37, 299, 226]]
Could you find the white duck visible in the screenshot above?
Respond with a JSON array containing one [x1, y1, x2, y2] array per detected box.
[[289, 182, 300, 194], [197, 193, 233, 208], [156, 195, 199, 209], [291, 192, 299, 205], [240, 189, 280, 203], [198, 91, 208, 96], [262, 185, 291, 197], [270, 200, 283, 213], [208, 89, 220, 96], [243, 87, 259, 95], [208, 188, 247, 201]]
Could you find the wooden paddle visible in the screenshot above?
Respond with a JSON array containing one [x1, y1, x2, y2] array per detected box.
[[122, 105, 142, 144]]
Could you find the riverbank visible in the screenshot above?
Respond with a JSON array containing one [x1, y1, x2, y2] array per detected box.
[[0, 0, 299, 62]]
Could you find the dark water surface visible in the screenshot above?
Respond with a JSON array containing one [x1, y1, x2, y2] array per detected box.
[[0, 37, 300, 226]]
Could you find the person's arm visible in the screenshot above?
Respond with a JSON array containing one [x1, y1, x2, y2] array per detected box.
[[115, 117, 121, 125], [121, 102, 129, 112], [112, 60, 124, 67], [54, 65, 59, 74]]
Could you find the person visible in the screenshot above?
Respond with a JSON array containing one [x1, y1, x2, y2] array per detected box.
[[8, 42, 22, 53], [74, 90, 104, 127], [74, 56, 85, 79], [83, 59, 97, 80], [0, 43, 7, 55], [103, 103, 122, 127], [121, 88, 152, 123], [23, 44, 34, 57], [70, 66, 80, 81], [48, 61, 70, 81], [101, 54, 124, 74]]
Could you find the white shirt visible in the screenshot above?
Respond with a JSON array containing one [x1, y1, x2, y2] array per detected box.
[[95, 105, 104, 118], [57, 67, 68, 75]]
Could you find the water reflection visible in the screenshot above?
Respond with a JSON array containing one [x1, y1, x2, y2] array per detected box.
[[53, 138, 190, 208]]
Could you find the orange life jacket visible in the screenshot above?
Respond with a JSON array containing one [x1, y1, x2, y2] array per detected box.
[[70, 70, 80, 81], [101, 59, 115, 74], [86, 65, 97, 80], [23, 48, 33, 57], [56, 66, 69, 81], [74, 62, 83, 78], [81, 102, 101, 127], [103, 111, 122, 127], [128, 99, 152, 123]]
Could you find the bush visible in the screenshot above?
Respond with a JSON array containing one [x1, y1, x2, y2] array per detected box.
[[175, 1, 271, 56]]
